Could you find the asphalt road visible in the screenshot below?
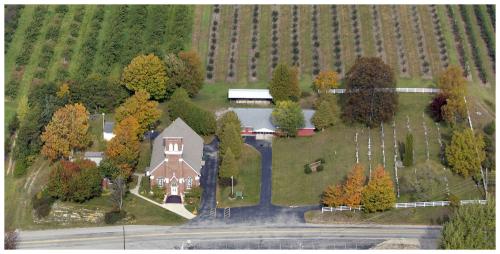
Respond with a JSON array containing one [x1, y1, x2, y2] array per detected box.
[[18, 224, 442, 249]]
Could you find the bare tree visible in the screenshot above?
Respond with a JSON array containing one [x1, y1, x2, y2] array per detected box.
[[110, 177, 126, 211], [4, 230, 18, 249]]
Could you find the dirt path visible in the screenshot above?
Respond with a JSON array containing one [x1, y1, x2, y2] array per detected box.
[[6, 133, 17, 175]]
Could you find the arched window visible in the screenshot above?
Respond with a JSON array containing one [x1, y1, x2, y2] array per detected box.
[[186, 177, 193, 189], [174, 143, 178, 151], [168, 143, 173, 151]]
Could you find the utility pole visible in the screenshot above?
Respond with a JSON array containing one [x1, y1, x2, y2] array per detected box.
[[122, 225, 125, 250]]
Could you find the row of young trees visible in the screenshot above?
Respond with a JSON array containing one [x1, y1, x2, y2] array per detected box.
[[217, 111, 244, 189], [322, 164, 396, 213]]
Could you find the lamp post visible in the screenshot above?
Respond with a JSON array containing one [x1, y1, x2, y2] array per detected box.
[[102, 112, 105, 139], [231, 176, 234, 197]]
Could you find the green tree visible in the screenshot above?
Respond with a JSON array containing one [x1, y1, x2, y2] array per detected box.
[[269, 63, 301, 102], [312, 100, 335, 131], [115, 90, 161, 135], [272, 100, 305, 137], [361, 165, 396, 212], [341, 57, 398, 127], [70, 74, 129, 113], [441, 198, 495, 249], [217, 111, 241, 137], [219, 123, 243, 158], [219, 148, 238, 178], [121, 54, 168, 100], [445, 129, 486, 177], [403, 133, 414, 167], [167, 88, 216, 135], [164, 50, 204, 97]]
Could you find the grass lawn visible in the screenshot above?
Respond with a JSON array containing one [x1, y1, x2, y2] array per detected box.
[[216, 144, 261, 207], [379, 5, 401, 76], [305, 206, 452, 225], [272, 94, 483, 206], [398, 5, 422, 78], [26, 194, 186, 230], [299, 6, 312, 75]]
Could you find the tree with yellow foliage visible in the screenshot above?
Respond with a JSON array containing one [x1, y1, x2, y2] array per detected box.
[[321, 184, 344, 207], [56, 83, 70, 98], [361, 165, 396, 212], [313, 70, 339, 95], [105, 116, 140, 178], [437, 66, 468, 124], [343, 163, 366, 207], [115, 90, 161, 135], [41, 103, 90, 161], [122, 54, 168, 100]]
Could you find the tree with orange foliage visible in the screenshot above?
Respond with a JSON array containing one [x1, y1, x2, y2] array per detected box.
[[313, 70, 339, 95], [321, 184, 344, 207], [115, 90, 161, 135], [436, 65, 467, 124], [41, 103, 90, 161], [361, 165, 396, 212], [343, 163, 366, 207], [105, 116, 140, 178]]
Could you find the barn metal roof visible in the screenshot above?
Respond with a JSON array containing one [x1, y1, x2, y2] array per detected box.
[[230, 107, 316, 132], [228, 89, 273, 100]]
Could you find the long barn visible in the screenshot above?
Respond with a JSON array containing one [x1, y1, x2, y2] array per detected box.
[[230, 107, 316, 139]]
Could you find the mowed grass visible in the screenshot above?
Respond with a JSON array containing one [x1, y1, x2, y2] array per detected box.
[[271, 94, 483, 206], [358, 5, 376, 57], [318, 5, 333, 70], [25, 194, 186, 230], [191, 5, 212, 66], [418, 5, 445, 75], [436, 5, 460, 67], [305, 206, 452, 225], [299, 6, 312, 75], [379, 5, 401, 76], [236, 5, 252, 84], [217, 145, 261, 207]]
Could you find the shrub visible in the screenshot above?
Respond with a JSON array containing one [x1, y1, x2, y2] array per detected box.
[[104, 210, 126, 224], [316, 165, 324, 172], [5, 79, 19, 98], [32, 189, 56, 218], [483, 121, 495, 135], [304, 164, 312, 174], [218, 177, 237, 187]]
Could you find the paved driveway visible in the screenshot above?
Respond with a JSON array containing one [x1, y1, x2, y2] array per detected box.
[[191, 136, 319, 226]]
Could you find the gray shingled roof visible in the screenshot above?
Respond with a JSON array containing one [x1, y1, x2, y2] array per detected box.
[[84, 151, 103, 158], [149, 118, 204, 174], [230, 107, 316, 131], [104, 121, 114, 133]]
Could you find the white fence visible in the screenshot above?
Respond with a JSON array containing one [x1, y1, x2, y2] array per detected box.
[[329, 88, 441, 94], [321, 200, 487, 213]]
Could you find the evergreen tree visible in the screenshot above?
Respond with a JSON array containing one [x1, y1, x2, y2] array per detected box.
[[217, 111, 241, 137], [269, 63, 301, 102], [361, 165, 396, 212], [403, 133, 414, 167], [312, 100, 335, 131], [219, 148, 238, 179], [219, 123, 243, 159]]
